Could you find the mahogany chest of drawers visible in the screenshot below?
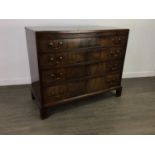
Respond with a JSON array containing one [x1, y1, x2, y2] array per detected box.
[[25, 26, 129, 119]]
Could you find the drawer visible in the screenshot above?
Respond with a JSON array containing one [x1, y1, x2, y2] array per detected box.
[[39, 47, 124, 69], [43, 72, 121, 105], [39, 38, 96, 52], [38, 48, 103, 69], [41, 63, 107, 86], [106, 73, 121, 87], [38, 36, 128, 52], [86, 77, 106, 93], [86, 47, 124, 62]]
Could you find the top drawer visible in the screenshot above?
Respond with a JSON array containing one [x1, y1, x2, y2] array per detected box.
[[37, 36, 128, 52]]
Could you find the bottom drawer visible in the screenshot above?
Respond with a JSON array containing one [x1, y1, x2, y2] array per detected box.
[[43, 73, 121, 105]]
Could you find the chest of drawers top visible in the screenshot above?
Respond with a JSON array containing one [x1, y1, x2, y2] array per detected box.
[[26, 26, 128, 37], [26, 26, 128, 31]]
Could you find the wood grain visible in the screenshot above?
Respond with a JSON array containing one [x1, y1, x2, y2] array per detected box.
[[26, 27, 129, 119]]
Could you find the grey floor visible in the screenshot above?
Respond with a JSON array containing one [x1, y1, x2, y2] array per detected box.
[[0, 77, 155, 135]]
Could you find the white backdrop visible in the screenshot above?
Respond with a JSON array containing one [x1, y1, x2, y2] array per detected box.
[[0, 19, 155, 86]]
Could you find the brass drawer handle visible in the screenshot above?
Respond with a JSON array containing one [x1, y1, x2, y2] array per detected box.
[[50, 73, 55, 78], [56, 77, 61, 80], [114, 54, 118, 57], [57, 41, 63, 49], [118, 37, 122, 41], [107, 80, 113, 84], [49, 42, 54, 47], [112, 37, 122, 44], [110, 53, 118, 57], [50, 57, 54, 61], [110, 50, 114, 54], [111, 67, 117, 70], [116, 49, 121, 53], [59, 72, 63, 76], [110, 50, 117, 56], [111, 64, 118, 70], [114, 63, 118, 66], [56, 73, 63, 80], [49, 41, 63, 49], [56, 61, 60, 64], [59, 41, 63, 46], [55, 56, 63, 64], [59, 56, 63, 60], [107, 80, 116, 85], [50, 73, 63, 80], [52, 90, 64, 97]]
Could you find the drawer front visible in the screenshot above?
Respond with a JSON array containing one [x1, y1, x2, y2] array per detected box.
[[38, 36, 128, 52], [41, 60, 122, 86], [39, 38, 96, 52], [41, 63, 107, 86], [39, 47, 124, 69], [43, 73, 122, 105]]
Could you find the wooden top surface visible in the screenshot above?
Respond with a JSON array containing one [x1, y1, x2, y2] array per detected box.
[[25, 26, 129, 33]]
